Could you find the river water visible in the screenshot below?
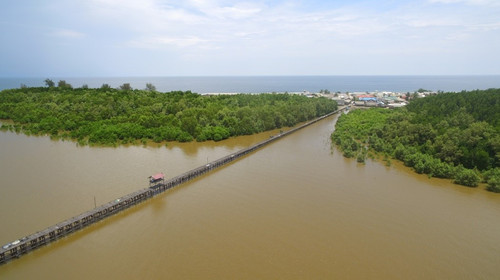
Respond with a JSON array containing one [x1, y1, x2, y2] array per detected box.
[[1, 114, 499, 279]]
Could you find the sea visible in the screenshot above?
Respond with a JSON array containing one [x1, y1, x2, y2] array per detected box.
[[0, 75, 499, 93]]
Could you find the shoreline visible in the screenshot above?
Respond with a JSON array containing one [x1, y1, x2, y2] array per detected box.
[[2, 75, 499, 93]]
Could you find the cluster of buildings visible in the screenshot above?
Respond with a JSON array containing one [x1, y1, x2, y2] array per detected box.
[[200, 90, 438, 109], [303, 90, 438, 108]]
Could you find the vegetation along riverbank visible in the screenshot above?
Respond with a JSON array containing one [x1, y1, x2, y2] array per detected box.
[[0, 82, 337, 145], [332, 88, 500, 192]]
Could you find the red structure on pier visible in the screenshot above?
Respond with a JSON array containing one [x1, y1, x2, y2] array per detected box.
[[149, 173, 164, 188]]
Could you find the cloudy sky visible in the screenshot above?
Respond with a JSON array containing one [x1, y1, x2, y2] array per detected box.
[[1, 0, 499, 77]]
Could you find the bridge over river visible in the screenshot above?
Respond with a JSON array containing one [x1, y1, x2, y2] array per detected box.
[[0, 107, 345, 265]]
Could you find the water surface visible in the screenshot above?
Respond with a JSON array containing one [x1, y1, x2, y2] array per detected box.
[[2, 75, 499, 93], [0, 115, 499, 279]]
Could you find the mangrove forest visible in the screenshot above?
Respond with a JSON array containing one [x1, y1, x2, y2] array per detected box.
[[332, 88, 500, 192], [0, 85, 337, 145]]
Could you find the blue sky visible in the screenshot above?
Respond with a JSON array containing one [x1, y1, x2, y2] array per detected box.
[[1, 0, 499, 77]]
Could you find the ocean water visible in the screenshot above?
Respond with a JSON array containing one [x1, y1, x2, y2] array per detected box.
[[0, 75, 499, 93]]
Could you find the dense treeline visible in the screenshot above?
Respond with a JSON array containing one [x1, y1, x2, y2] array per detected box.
[[406, 88, 500, 131], [0, 87, 337, 145], [332, 89, 500, 192]]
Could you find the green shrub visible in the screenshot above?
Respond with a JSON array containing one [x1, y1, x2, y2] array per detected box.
[[454, 168, 480, 187], [484, 168, 500, 193]]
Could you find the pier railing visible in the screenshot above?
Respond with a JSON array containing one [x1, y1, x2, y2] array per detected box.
[[0, 107, 344, 265]]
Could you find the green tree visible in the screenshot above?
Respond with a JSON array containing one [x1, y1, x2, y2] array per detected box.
[[44, 79, 55, 87], [0, 87, 337, 146], [180, 115, 198, 138], [119, 83, 132, 91], [454, 168, 480, 187], [145, 83, 156, 91], [58, 80, 73, 89], [332, 89, 500, 192], [486, 176, 500, 192]]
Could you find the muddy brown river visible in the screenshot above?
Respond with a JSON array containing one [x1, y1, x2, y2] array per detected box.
[[1, 114, 499, 279]]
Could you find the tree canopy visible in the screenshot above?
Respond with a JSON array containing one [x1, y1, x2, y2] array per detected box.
[[331, 88, 500, 191], [0, 86, 337, 146]]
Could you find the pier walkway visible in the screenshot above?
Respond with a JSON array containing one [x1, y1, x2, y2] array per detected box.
[[0, 107, 345, 265]]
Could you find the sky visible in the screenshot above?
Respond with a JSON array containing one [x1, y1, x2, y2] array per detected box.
[[1, 0, 499, 77]]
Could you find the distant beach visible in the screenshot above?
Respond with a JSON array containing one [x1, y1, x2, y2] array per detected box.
[[1, 75, 499, 93]]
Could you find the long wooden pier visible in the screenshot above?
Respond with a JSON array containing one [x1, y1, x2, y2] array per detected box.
[[0, 108, 344, 265]]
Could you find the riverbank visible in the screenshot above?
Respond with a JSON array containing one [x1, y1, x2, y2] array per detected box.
[[0, 108, 344, 265], [1, 111, 499, 279], [0, 88, 337, 145], [331, 89, 500, 192]]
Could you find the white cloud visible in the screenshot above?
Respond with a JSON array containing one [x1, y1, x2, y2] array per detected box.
[[428, 0, 500, 6], [87, 0, 205, 30], [403, 18, 460, 28], [80, 1, 399, 49], [213, 5, 261, 19], [469, 22, 500, 31], [186, 0, 262, 18], [79, 0, 499, 62], [50, 29, 85, 39], [129, 35, 208, 49], [5, 0, 498, 75]]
